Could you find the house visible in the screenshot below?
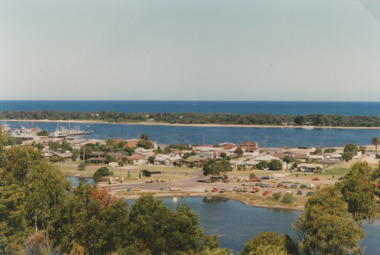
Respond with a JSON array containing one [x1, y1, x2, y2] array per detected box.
[[240, 141, 258, 152], [88, 152, 106, 164], [51, 152, 73, 161], [127, 154, 148, 165], [154, 154, 182, 166], [134, 148, 155, 157], [298, 163, 323, 172]]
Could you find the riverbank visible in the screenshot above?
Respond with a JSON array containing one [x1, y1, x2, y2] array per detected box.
[[3, 119, 380, 130], [114, 191, 306, 212]]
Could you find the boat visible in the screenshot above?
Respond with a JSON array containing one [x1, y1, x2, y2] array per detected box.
[[49, 126, 93, 138]]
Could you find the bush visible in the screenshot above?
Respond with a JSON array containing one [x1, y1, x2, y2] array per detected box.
[[282, 193, 295, 204], [268, 160, 282, 170], [78, 161, 88, 171], [249, 173, 256, 179], [272, 192, 281, 200], [93, 166, 114, 182]]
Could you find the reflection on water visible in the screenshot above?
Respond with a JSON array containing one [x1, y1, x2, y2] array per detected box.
[[66, 176, 95, 187], [125, 197, 380, 254]]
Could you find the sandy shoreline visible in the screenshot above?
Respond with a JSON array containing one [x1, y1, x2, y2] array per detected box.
[[3, 119, 380, 130]]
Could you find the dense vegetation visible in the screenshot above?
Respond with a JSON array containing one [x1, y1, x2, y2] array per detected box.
[[1, 110, 380, 127]]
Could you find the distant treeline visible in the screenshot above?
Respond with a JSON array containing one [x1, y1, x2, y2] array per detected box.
[[1, 110, 380, 127]]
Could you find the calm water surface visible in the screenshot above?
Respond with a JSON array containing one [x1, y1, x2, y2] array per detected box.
[[126, 197, 380, 254], [5, 120, 380, 147]]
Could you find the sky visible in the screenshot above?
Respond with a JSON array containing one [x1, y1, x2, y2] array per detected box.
[[1, 0, 380, 101]]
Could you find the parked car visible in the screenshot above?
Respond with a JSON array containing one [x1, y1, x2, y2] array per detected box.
[[169, 186, 181, 191], [290, 184, 298, 188], [282, 179, 292, 183], [251, 187, 260, 193], [204, 188, 211, 192], [251, 177, 263, 182], [212, 188, 219, 192], [276, 183, 284, 187], [338, 177, 345, 180], [307, 191, 315, 196], [219, 188, 227, 193], [263, 190, 271, 195], [261, 183, 271, 188], [262, 176, 270, 180], [312, 177, 320, 181], [300, 184, 308, 189], [295, 180, 300, 184], [316, 185, 321, 189], [308, 184, 315, 189], [132, 187, 142, 192], [296, 190, 303, 196]]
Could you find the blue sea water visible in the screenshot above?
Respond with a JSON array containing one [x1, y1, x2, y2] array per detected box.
[[0, 100, 380, 116]]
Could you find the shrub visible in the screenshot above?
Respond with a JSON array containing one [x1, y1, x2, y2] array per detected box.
[[272, 192, 281, 200], [282, 193, 295, 204], [93, 167, 114, 182]]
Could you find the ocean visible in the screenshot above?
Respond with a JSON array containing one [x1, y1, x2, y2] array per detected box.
[[1, 100, 380, 116]]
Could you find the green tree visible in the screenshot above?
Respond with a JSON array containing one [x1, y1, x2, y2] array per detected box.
[[340, 161, 377, 225], [139, 133, 149, 140], [344, 143, 358, 157], [137, 139, 153, 149], [241, 232, 299, 255], [220, 152, 227, 159], [293, 186, 364, 255], [80, 145, 93, 160], [78, 161, 88, 171], [372, 137, 380, 151], [37, 130, 49, 136], [203, 159, 232, 177], [148, 156, 155, 164], [283, 155, 292, 163], [268, 160, 282, 170], [234, 147, 243, 157], [0, 146, 70, 253], [256, 161, 269, 170], [93, 166, 114, 182], [294, 116, 304, 125], [71, 149, 79, 161]]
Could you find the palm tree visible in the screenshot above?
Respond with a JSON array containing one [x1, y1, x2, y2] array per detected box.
[[372, 137, 380, 151]]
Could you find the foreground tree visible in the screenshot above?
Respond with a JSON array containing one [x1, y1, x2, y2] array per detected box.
[[241, 232, 299, 255], [293, 186, 364, 255], [0, 146, 70, 254], [340, 161, 377, 225]]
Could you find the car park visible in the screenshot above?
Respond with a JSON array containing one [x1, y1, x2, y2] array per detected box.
[[219, 188, 227, 193]]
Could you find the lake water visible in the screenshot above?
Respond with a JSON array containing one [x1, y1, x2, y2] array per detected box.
[[4, 120, 380, 147], [66, 176, 95, 186], [126, 197, 380, 254], [1, 100, 380, 116]]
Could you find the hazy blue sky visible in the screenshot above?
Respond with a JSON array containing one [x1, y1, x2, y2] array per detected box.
[[1, 0, 380, 101]]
